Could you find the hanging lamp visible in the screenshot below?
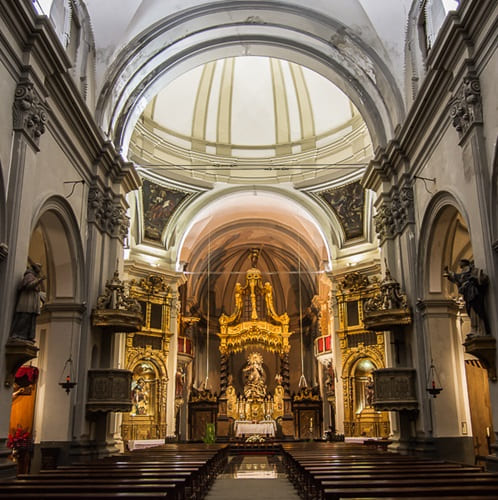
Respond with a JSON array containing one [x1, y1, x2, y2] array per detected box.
[[426, 359, 443, 398]]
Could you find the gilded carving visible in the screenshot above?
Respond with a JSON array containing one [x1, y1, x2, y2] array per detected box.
[[218, 250, 291, 355], [337, 272, 370, 292], [131, 274, 171, 296]]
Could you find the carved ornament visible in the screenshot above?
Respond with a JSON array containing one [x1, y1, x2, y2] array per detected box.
[[293, 385, 321, 402], [337, 272, 370, 292], [13, 78, 48, 149], [218, 252, 292, 355], [374, 203, 395, 242], [92, 270, 143, 332], [450, 72, 482, 142], [130, 274, 171, 296], [373, 368, 418, 412], [363, 266, 411, 330], [88, 186, 129, 241], [189, 385, 217, 403], [86, 369, 133, 413]]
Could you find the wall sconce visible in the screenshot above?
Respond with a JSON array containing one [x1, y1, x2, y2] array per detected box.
[[426, 359, 443, 398]]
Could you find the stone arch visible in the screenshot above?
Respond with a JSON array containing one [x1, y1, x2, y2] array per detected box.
[[416, 190, 492, 463], [96, 1, 405, 152], [14, 195, 86, 445], [30, 195, 85, 303]]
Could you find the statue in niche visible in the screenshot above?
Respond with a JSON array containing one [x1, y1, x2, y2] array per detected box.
[[364, 377, 375, 407], [444, 259, 490, 336], [243, 352, 267, 399], [131, 378, 149, 415], [10, 263, 46, 342]]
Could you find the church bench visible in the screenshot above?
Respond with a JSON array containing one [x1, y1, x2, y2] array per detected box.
[[0, 493, 170, 499], [13, 477, 188, 498], [38, 467, 204, 498], [322, 484, 498, 499], [289, 462, 479, 491], [302, 466, 484, 497], [0, 483, 181, 499]]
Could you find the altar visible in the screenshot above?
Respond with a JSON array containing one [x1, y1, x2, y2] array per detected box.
[[234, 420, 277, 437]]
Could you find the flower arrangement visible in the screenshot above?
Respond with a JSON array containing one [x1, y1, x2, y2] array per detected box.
[[245, 434, 265, 443], [7, 427, 34, 458]]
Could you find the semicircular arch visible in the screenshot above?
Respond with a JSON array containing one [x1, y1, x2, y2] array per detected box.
[[97, 2, 404, 153]]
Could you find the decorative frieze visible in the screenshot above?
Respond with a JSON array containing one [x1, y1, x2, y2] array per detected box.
[[449, 72, 482, 142], [13, 77, 48, 149]]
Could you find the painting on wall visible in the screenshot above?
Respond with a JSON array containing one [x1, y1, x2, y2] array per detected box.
[[142, 179, 189, 241], [319, 181, 364, 240]]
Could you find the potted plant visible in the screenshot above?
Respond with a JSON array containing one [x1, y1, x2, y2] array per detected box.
[[7, 427, 34, 475]]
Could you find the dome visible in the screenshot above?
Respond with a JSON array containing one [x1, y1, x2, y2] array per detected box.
[[129, 56, 372, 185]]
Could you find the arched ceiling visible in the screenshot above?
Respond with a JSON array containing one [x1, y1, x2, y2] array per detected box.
[[38, 1, 454, 312]]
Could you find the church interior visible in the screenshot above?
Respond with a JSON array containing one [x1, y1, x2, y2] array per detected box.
[[1, 0, 498, 496]]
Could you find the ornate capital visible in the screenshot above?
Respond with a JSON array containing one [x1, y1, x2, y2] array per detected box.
[[108, 202, 129, 241], [13, 77, 48, 149], [449, 72, 482, 142], [391, 185, 415, 232], [374, 202, 395, 243], [88, 186, 111, 231]]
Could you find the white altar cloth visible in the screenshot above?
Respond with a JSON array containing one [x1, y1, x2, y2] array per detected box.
[[127, 439, 165, 451], [234, 420, 276, 437]]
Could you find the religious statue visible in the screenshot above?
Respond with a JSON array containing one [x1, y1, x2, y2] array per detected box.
[[175, 365, 185, 398], [131, 378, 148, 415], [444, 259, 490, 336], [365, 377, 375, 407], [10, 263, 46, 342], [243, 352, 267, 399]]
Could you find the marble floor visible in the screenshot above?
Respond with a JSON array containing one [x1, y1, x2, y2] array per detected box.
[[205, 454, 300, 499]]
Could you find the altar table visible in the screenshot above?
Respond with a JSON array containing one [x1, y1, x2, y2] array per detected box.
[[234, 420, 276, 437]]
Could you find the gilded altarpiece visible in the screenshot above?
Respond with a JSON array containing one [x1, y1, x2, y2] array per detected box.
[[121, 275, 173, 442], [336, 272, 390, 437]]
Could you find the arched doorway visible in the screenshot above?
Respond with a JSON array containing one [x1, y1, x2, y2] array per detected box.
[[421, 199, 494, 463], [8, 197, 84, 467]]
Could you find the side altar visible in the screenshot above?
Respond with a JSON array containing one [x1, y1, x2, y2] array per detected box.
[[189, 249, 295, 440]]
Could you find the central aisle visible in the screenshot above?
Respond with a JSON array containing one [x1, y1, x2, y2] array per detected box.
[[205, 454, 300, 499]]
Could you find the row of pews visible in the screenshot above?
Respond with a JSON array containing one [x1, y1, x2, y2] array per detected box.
[[282, 441, 498, 499], [0, 443, 228, 499]]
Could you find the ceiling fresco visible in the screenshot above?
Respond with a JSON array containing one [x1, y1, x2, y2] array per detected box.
[[142, 179, 190, 241], [319, 181, 365, 240]]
